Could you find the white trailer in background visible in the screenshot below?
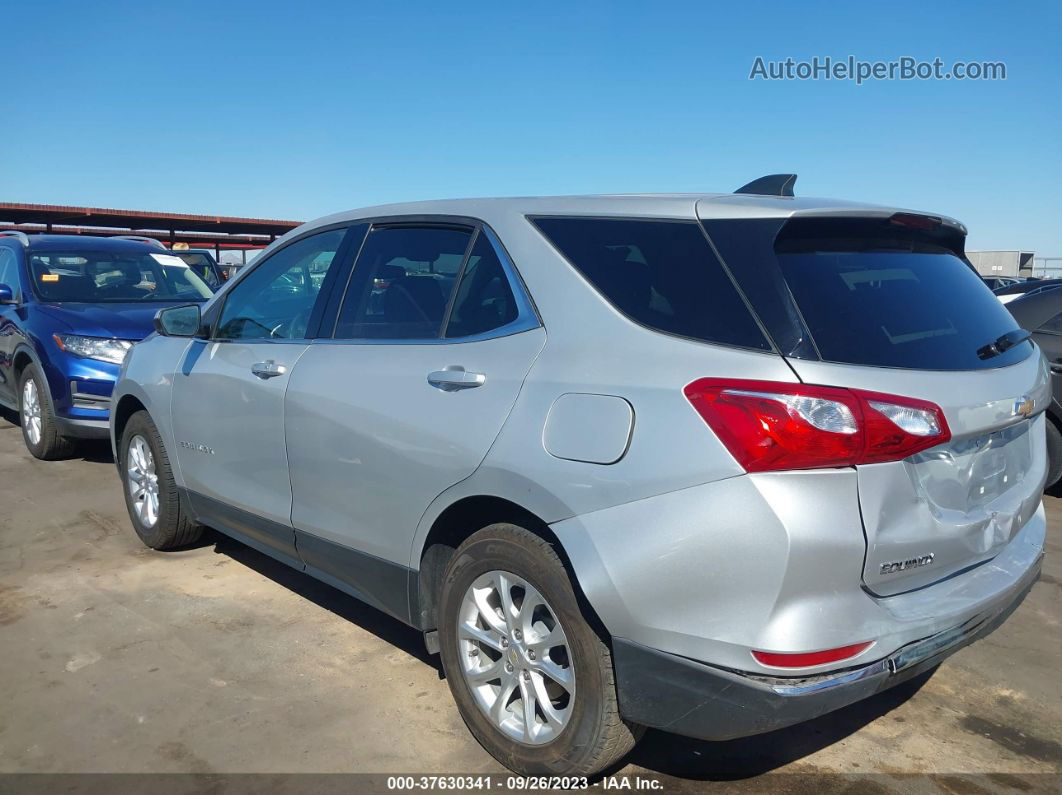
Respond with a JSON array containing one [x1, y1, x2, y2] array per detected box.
[[967, 250, 1035, 278]]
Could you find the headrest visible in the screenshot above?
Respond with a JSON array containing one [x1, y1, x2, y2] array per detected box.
[[118, 261, 143, 283], [378, 263, 406, 281]]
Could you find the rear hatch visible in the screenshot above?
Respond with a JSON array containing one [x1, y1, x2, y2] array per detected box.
[[705, 212, 1050, 596]]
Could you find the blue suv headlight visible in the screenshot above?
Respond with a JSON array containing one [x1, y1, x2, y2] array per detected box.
[[53, 334, 133, 365]]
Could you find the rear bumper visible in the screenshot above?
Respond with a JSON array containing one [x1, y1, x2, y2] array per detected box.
[[613, 551, 1041, 740], [552, 470, 1047, 675]]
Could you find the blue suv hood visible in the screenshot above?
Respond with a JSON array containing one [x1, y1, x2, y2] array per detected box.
[[36, 302, 193, 340]]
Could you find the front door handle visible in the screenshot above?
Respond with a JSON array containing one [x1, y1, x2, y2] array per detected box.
[[251, 360, 287, 379], [427, 367, 486, 391]]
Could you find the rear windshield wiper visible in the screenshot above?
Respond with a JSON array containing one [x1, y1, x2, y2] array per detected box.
[[977, 329, 1032, 360]]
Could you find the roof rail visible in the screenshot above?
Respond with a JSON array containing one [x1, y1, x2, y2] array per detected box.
[[734, 174, 797, 197], [112, 235, 167, 250], [0, 230, 30, 246]]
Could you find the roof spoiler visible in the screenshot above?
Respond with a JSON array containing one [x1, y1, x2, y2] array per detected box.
[[734, 174, 797, 197]]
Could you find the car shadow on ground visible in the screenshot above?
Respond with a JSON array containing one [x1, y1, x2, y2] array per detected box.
[[208, 526, 935, 779], [73, 439, 115, 464], [0, 407, 115, 464], [0, 403, 947, 777], [621, 668, 934, 780], [209, 531, 443, 674]]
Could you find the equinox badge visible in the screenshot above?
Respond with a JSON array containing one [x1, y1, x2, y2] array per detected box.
[[880, 553, 935, 576]]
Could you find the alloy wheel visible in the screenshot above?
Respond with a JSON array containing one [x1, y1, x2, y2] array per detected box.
[[21, 379, 42, 446], [457, 570, 575, 745], [127, 435, 160, 528]]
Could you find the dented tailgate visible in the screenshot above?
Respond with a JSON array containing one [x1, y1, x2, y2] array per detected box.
[[788, 355, 1050, 595]]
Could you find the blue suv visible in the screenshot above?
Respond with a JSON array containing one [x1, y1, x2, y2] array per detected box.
[[0, 232, 215, 459]]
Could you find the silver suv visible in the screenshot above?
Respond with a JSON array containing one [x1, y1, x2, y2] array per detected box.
[[111, 179, 1047, 776]]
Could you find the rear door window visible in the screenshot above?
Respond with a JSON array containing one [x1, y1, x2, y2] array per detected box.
[[775, 227, 1030, 370], [334, 225, 474, 339], [445, 232, 519, 338], [531, 217, 770, 350]]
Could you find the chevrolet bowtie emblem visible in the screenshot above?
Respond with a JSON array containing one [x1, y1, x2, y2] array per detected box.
[[1014, 396, 1035, 418]]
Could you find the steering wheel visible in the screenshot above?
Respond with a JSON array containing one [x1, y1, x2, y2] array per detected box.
[[270, 306, 314, 339]]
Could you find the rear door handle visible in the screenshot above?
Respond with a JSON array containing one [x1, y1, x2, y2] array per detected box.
[[251, 360, 287, 379], [427, 367, 486, 391]]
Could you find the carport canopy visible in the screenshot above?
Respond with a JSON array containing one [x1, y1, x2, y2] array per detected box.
[[0, 201, 302, 250]]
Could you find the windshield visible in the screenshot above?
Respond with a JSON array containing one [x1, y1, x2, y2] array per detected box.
[[174, 252, 221, 289], [30, 251, 215, 303]]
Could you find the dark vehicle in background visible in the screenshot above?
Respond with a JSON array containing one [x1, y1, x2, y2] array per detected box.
[[1006, 289, 1062, 487], [0, 232, 215, 459], [172, 248, 225, 288], [982, 276, 1022, 290], [994, 278, 1062, 305]]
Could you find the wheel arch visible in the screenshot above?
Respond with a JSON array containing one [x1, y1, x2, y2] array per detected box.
[[12, 340, 66, 398], [413, 494, 608, 643], [13, 346, 35, 379], [112, 393, 148, 449]]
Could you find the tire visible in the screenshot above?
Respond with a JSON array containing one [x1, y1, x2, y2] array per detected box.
[[18, 364, 77, 460], [119, 410, 203, 550], [438, 523, 640, 776], [1046, 419, 1062, 490]]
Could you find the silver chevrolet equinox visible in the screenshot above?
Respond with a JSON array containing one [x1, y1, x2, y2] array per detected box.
[[111, 176, 1047, 776]]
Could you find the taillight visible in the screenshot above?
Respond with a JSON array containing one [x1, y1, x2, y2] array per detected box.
[[858, 389, 948, 464], [683, 379, 950, 472], [752, 641, 873, 669]]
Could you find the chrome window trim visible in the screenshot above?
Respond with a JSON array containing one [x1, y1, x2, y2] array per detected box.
[[310, 317, 541, 347], [323, 217, 542, 346], [208, 337, 312, 346]]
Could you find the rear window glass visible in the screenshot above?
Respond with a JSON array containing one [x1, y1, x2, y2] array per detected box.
[[531, 217, 770, 350], [776, 235, 1030, 370]]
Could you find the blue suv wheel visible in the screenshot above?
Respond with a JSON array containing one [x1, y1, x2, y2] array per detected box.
[[18, 363, 76, 460]]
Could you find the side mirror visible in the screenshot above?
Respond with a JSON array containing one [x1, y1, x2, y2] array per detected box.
[[154, 304, 204, 337], [0, 283, 15, 304]]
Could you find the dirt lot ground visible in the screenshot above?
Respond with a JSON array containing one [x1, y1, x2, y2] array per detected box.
[[0, 409, 1059, 793]]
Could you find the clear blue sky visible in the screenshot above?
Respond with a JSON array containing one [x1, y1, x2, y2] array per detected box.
[[4, 1, 1060, 255]]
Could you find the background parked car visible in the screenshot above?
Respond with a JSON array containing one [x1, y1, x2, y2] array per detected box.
[[982, 275, 1023, 290], [1006, 288, 1062, 487], [172, 248, 225, 288], [0, 232, 215, 459], [994, 278, 1062, 304]]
